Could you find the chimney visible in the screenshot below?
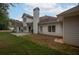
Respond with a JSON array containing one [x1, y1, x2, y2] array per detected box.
[[33, 7, 40, 34]]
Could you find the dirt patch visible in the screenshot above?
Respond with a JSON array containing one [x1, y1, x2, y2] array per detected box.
[[25, 34, 79, 54], [0, 41, 9, 48]]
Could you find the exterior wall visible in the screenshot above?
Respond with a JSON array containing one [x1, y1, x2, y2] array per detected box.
[[23, 17, 33, 32], [23, 18, 27, 27], [56, 23, 63, 36], [16, 27, 20, 33], [63, 15, 79, 46], [23, 20, 28, 32], [23, 17, 33, 26], [20, 27, 23, 32], [23, 26, 28, 32], [15, 27, 23, 33], [39, 23, 63, 36], [26, 17, 33, 23], [33, 8, 39, 34]]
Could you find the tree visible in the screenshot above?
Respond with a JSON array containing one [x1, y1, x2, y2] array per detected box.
[[0, 3, 13, 30]]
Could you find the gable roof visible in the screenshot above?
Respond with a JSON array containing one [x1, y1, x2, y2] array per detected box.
[[57, 5, 79, 16], [22, 13, 33, 19], [39, 16, 57, 24]]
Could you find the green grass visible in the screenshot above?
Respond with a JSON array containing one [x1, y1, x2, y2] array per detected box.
[[0, 32, 67, 55]]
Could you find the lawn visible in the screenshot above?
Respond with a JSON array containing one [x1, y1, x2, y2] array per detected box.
[[23, 34, 79, 55], [0, 32, 67, 55]]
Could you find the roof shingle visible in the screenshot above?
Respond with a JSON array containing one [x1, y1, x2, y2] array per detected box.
[[39, 16, 57, 24]]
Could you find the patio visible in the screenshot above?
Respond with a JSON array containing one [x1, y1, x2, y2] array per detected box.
[[11, 32, 31, 36]]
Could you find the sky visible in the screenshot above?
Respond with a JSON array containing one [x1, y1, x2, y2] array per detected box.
[[8, 3, 78, 21]]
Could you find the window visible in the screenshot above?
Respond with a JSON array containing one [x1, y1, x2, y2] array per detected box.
[[48, 26, 51, 32], [23, 18, 26, 22], [40, 26, 43, 32], [52, 26, 55, 32], [48, 25, 55, 32]]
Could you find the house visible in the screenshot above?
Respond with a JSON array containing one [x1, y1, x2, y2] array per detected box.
[[9, 20, 23, 32], [22, 13, 33, 33], [38, 16, 63, 37], [57, 5, 79, 46], [22, 5, 79, 46], [22, 7, 63, 37]]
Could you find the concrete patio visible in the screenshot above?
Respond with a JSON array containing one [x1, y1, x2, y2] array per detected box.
[[11, 32, 31, 36]]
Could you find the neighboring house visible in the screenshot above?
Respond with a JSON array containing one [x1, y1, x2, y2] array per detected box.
[[22, 13, 33, 33], [57, 5, 79, 46], [9, 20, 23, 32]]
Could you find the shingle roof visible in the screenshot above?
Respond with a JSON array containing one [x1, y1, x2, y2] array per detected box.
[[39, 16, 57, 24], [9, 20, 23, 27], [22, 13, 58, 25], [57, 5, 79, 16]]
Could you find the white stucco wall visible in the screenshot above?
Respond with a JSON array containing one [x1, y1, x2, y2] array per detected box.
[[23, 17, 33, 26], [56, 23, 63, 36], [16, 27, 20, 33], [23, 18, 27, 27], [39, 23, 63, 36], [33, 8, 39, 34], [26, 17, 33, 23], [23, 16, 33, 32], [23, 18, 28, 32]]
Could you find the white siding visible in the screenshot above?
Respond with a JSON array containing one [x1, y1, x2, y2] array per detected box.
[[63, 15, 79, 46]]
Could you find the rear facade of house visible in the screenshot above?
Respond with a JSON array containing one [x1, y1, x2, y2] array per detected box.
[[38, 16, 63, 37], [22, 6, 79, 46], [22, 7, 63, 37]]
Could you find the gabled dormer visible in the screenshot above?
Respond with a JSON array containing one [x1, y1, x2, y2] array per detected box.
[[22, 13, 33, 23]]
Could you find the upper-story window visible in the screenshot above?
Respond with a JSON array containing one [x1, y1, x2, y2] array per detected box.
[[48, 25, 55, 32], [23, 18, 26, 22]]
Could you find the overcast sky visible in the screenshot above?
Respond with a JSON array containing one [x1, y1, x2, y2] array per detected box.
[[9, 3, 78, 21]]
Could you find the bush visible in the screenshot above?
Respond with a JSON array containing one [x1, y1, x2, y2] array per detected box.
[[0, 23, 8, 30]]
